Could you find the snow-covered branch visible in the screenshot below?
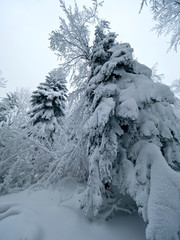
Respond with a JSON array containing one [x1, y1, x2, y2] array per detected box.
[[140, 0, 180, 50], [49, 0, 103, 87]]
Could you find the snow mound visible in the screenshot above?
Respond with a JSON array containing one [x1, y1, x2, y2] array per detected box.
[[127, 142, 180, 240]]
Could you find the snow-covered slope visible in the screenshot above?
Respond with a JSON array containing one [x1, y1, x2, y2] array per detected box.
[[0, 181, 146, 240]]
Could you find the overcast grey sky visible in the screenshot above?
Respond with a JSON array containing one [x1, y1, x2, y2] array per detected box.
[[0, 0, 180, 98]]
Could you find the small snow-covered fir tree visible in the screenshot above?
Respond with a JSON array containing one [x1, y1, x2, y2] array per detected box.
[[70, 22, 180, 239], [29, 68, 67, 144]]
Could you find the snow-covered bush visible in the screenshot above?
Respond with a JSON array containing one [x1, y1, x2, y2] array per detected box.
[[0, 89, 35, 194], [0, 88, 65, 194]]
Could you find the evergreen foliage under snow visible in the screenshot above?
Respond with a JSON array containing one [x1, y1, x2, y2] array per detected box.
[[29, 68, 67, 142], [61, 22, 180, 239]]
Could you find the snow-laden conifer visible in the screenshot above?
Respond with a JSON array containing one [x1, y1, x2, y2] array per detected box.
[[72, 22, 180, 239], [29, 68, 67, 143]]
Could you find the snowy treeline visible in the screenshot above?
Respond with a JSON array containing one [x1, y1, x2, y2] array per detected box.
[[0, 1, 180, 240]]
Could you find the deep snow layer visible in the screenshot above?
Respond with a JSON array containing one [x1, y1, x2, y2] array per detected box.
[[0, 181, 146, 240]]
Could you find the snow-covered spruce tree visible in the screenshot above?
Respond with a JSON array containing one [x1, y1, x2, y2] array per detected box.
[[75, 23, 180, 239], [29, 68, 67, 144]]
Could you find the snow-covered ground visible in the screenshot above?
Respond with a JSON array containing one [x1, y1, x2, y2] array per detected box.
[[0, 180, 146, 240]]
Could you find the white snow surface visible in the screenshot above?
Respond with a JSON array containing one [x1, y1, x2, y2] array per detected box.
[[0, 180, 146, 240]]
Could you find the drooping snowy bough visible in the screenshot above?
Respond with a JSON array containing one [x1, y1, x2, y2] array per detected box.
[[67, 24, 180, 240]]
